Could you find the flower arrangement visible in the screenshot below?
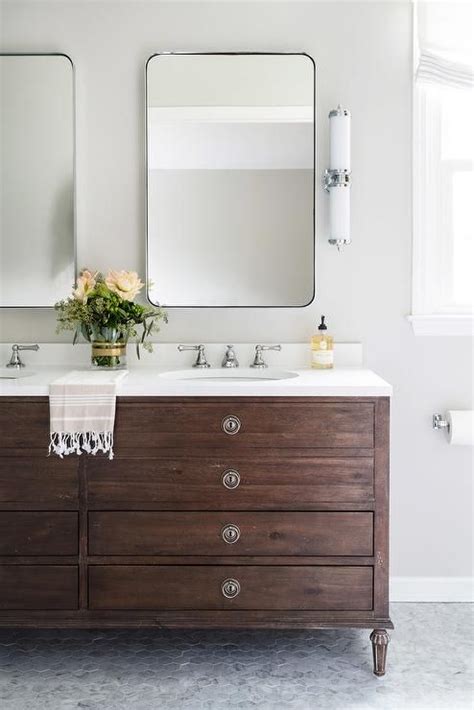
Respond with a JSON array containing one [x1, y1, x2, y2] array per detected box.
[[55, 269, 167, 368]]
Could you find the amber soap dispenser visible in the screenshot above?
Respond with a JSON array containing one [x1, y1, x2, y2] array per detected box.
[[311, 316, 334, 369]]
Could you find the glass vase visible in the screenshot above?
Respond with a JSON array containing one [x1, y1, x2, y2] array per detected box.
[[88, 326, 128, 370]]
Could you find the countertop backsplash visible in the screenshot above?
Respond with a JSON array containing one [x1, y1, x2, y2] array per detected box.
[[0, 342, 364, 371]]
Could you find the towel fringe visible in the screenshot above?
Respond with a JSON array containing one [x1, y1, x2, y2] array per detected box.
[[49, 431, 114, 460]]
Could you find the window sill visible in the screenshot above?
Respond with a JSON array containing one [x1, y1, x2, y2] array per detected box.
[[408, 315, 474, 336]]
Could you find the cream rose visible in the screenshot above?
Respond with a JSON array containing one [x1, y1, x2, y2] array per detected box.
[[72, 270, 97, 303], [105, 270, 144, 301]]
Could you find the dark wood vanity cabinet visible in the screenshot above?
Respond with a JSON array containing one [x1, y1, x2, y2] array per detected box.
[[0, 396, 392, 675]]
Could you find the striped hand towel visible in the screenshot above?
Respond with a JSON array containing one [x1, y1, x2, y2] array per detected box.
[[49, 370, 128, 460]]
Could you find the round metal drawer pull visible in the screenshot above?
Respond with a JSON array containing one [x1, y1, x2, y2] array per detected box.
[[222, 469, 240, 489], [221, 523, 241, 544], [221, 578, 241, 599], [222, 415, 241, 435]]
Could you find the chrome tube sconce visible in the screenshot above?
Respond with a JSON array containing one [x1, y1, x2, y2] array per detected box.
[[324, 105, 351, 249]]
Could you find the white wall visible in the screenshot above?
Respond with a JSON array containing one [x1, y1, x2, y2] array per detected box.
[[0, 1, 472, 592]]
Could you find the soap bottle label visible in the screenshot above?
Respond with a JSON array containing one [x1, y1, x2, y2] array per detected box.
[[312, 348, 334, 366], [311, 335, 334, 368]]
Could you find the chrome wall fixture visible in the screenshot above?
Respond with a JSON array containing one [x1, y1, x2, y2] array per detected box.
[[324, 105, 351, 249], [433, 414, 450, 432]]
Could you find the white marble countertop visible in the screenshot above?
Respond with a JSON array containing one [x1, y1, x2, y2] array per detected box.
[[0, 366, 392, 397]]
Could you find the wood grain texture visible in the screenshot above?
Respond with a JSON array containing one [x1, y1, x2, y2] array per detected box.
[[0, 565, 78, 609], [0, 398, 375, 453], [0, 401, 51, 450], [0, 609, 393, 630], [0, 395, 390, 639], [87, 456, 374, 509], [0, 513, 78, 556], [88, 512, 373, 557], [78, 457, 88, 610], [88, 565, 373, 611], [0, 458, 78, 509], [84, 555, 375, 566], [373, 398, 390, 618], [113, 401, 374, 450]]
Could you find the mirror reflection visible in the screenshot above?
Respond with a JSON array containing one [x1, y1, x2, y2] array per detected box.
[[146, 53, 315, 308], [0, 54, 75, 307]]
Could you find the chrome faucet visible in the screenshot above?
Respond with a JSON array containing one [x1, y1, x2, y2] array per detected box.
[[177, 344, 210, 368], [222, 345, 239, 368], [6, 343, 40, 369], [250, 344, 282, 369]]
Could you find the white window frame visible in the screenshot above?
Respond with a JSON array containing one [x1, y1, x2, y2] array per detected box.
[[409, 9, 474, 337]]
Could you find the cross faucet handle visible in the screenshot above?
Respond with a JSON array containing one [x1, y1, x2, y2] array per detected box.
[[177, 344, 210, 368], [250, 344, 282, 369], [6, 343, 40, 369]]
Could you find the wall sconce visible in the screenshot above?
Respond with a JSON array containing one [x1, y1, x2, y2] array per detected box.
[[324, 105, 351, 249]]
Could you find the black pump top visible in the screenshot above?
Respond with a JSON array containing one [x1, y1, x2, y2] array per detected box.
[[318, 316, 327, 331]]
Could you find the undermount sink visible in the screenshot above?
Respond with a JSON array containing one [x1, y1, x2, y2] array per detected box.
[[0, 368, 35, 379], [160, 368, 299, 382]]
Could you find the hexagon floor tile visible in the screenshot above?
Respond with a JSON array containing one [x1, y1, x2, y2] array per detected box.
[[0, 603, 472, 709]]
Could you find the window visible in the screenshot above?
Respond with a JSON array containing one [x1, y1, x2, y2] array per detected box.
[[410, 1, 474, 336]]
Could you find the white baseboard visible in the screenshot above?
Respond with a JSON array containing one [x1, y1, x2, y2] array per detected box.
[[390, 576, 474, 602]]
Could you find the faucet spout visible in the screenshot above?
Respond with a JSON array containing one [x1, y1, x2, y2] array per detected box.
[[222, 345, 239, 368]]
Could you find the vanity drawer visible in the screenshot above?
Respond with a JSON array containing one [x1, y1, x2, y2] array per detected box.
[[0, 458, 79, 508], [0, 513, 78, 556], [114, 401, 374, 451], [86, 456, 374, 509], [89, 511, 373, 557], [0, 401, 49, 450], [0, 565, 78, 609], [89, 565, 373, 611]]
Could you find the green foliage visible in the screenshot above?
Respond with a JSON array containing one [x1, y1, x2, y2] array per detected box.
[[54, 273, 168, 358]]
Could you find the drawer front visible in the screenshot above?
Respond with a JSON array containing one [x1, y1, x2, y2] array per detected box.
[[114, 402, 374, 450], [0, 402, 49, 450], [89, 512, 373, 557], [0, 565, 78, 609], [0, 458, 79, 508], [87, 456, 374, 509], [89, 565, 373, 611], [0, 513, 78, 556]]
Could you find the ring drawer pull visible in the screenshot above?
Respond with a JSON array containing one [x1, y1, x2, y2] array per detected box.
[[222, 415, 241, 435], [221, 523, 241, 544], [221, 578, 241, 599], [222, 469, 240, 489]]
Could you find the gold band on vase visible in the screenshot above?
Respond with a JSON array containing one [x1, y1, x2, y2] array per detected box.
[[91, 342, 126, 358]]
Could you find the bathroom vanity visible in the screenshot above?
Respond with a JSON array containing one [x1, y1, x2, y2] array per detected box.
[[1, 48, 392, 677], [0, 366, 392, 676]]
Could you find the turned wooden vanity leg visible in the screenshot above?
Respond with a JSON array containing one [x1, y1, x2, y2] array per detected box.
[[370, 629, 390, 676]]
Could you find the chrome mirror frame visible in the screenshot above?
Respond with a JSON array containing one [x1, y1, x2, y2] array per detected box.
[[145, 51, 316, 309]]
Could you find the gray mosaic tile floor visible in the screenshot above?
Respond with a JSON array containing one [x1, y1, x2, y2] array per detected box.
[[0, 604, 472, 710]]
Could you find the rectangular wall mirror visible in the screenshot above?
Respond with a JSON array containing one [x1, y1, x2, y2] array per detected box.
[[0, 54, 75, 308], [146, 52, 315, 308]]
